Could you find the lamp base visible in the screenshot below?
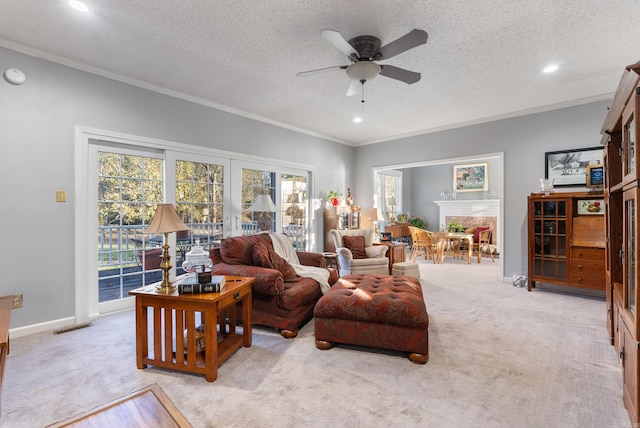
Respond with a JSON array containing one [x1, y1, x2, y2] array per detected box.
[[257, 213, 273, 231], [155, 234, 176, 293]]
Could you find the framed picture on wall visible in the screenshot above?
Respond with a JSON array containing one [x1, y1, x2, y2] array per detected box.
[[453, 162, 488, 192], [544, 146, 604, 187]]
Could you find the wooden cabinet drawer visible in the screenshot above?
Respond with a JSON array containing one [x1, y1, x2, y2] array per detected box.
[[570, 259, 605, 274], [570, 272, 605, 289], [571, 247, 604, 261], [217, 286, 250, 309]]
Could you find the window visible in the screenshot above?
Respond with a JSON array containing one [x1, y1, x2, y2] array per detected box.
[[375, 170, 402, 223], [281, 173, 308, 250], [80, 130, 314, 321], [96, 150, 164, 304], [175, 159, 226, 271]]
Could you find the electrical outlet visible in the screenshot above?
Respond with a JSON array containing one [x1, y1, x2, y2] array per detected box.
[[12, 294, 22, 309]]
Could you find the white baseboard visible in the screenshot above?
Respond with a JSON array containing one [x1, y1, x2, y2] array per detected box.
[[9, 316, 77, 338]]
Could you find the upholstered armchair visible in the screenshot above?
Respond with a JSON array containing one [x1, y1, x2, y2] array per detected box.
[[330, 228, 389, 276]]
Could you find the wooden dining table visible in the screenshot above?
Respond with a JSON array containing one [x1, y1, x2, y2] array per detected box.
[[432, 232, 474, 264]]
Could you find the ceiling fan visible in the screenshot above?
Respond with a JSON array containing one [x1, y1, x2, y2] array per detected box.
[[297, 28, 428, 96]]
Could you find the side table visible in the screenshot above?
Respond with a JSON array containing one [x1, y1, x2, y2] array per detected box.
[[377, 241, 407, 273], [128, 276, 254, 382], [322, 252, 339, 271]]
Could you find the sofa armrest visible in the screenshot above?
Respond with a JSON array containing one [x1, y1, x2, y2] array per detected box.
[[366, 245, 388, 258], [210, 263, 283, 297], [297, 251, 325, 267]]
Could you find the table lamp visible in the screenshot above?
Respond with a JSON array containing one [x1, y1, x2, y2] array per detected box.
[[388, 197, 396, 223], [144, 204, 189, 293], [248, 194, 277, 231], [368, 207, 380, 242]]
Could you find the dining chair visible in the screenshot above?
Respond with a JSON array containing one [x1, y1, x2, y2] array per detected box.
[[473, 228, 495, 263], [408, 226, 437, 263]]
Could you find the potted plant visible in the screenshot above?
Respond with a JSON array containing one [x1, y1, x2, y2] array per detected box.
[[327, 190, 342, 206], [448, 221, 465, 232], [396, 213, 409, 223], [409, 216, 426, 229]]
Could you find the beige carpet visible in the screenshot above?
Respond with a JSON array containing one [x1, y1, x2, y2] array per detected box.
[[1, 259, 630, 427]]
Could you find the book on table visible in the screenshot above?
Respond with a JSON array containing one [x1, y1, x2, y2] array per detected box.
[[177, 275, 226, 294]]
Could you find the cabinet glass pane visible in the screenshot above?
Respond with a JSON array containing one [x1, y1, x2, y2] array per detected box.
[[557, 220, 566, 235], [534, 259, 542, 275], [534, 220, 541, 234], [543, 201, 556, 216], [626, 113, 635, 174], [558, 236, 566, 257], [534, 202, 542, 216], [557, 261, 567, 279], [547, 236, 557, 256], [627, 198, 636, 314], [557, 201, 566, 217]]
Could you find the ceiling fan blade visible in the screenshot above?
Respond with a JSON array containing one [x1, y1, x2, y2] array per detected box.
[[379, 65, 421, 84], [346, 80, 362, 96], [321, 29, 359, 58], [378, 29, 428, 60], [296, 65, 347, 77]]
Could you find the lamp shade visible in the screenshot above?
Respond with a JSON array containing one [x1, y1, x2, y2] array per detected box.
[[248, 194, 277, 212], [368, 208, 378, 221], [388, 197, 397, 206], [143, 204, 189, 234]]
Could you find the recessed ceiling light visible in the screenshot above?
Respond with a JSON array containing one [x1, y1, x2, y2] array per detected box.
[[68, 0, 89, 12], [543, 64, 559, 74], [353, 117, 363, 123]]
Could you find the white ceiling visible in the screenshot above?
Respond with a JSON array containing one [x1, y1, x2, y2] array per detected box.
[[1, 1, 640, 146]]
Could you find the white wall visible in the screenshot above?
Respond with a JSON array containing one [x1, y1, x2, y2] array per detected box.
[[0, 46, 353, 329]]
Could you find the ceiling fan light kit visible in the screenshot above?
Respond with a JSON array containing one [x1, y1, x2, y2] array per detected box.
[[346, 61, 381, 83], [297, 28, 428, 97]]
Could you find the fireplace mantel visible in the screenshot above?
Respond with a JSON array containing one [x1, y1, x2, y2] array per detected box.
[[434, 199, 500, 251]]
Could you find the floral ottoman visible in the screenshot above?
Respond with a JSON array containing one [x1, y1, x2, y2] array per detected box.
[[313, 274, 429, 364]]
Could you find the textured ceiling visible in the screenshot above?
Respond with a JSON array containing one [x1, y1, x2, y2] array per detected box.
[[1, 1, 640, 145]]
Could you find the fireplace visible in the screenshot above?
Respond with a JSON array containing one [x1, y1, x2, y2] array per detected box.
[[434, 199, 500, 251]]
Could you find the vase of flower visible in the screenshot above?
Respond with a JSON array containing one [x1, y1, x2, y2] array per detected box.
[[582, 200, 601, 213], [327, 190, 342, 206]]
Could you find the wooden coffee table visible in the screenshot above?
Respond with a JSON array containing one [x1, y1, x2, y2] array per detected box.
[[129, 276, 254, 382]]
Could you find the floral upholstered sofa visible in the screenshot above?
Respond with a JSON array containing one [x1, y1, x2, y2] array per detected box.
[[209, 233, 338, 338]]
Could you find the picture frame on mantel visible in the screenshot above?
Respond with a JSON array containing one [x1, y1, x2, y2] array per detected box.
[[544, 146, 604, 187], [453, 162, 488, 192]]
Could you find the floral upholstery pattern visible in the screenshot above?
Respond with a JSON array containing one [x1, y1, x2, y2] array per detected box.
[[314, 274, 429, 359], [220, 234, 262, 265], [209, 234, 338, 337]]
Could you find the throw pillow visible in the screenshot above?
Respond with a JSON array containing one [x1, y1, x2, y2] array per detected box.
[[252, 237, 272, 268], [343, 235, 367, 259], [269, 248, 298, 282], [473, 226, 490, 243], [220, 235, 261, 265]]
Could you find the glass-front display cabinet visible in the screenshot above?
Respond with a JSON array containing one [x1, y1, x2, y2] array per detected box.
[[528, 195, 570, 291]]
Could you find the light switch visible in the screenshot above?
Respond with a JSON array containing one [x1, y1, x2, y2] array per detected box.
[[56, 190, 66, 202]]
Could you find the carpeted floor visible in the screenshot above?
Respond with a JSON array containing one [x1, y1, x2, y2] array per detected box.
[[1, 259, 630, 427]]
